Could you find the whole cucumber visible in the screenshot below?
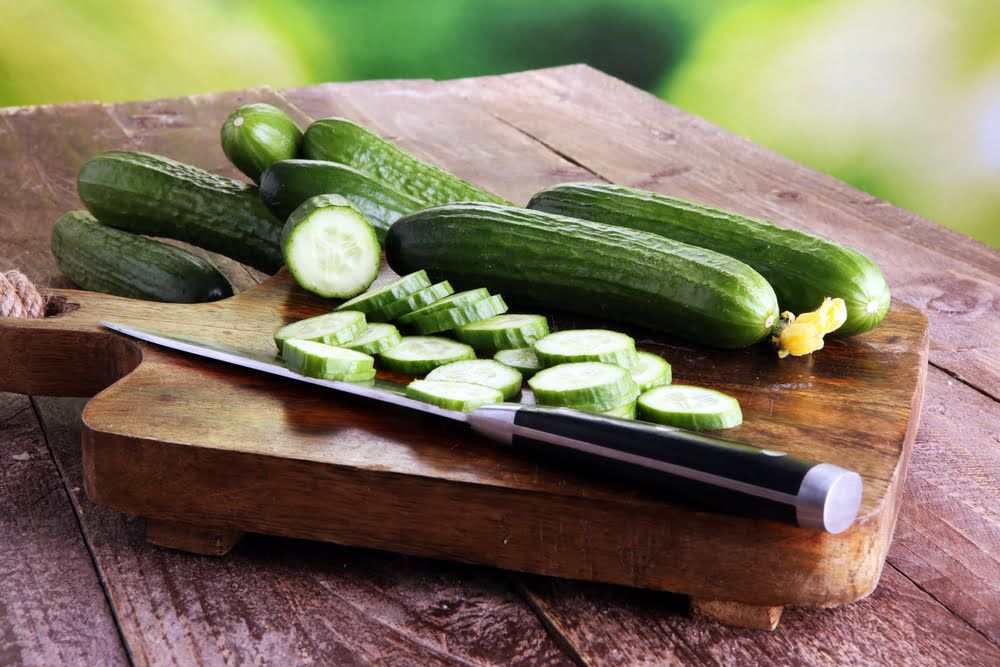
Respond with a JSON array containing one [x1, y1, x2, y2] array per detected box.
[[221, 103, 302, 183]]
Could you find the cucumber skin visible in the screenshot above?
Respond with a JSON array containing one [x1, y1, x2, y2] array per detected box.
[[386, 204, 780, 348], [302, 117, 509, 206], [221, 103, 302, 184], [51, 211, 233, 303], [77, 151, 284, 273], [259, 160, 423, 241], [529, 183, 890, 337]]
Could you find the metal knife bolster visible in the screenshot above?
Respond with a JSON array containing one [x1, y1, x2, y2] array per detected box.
[[468, 404, 862, 534]]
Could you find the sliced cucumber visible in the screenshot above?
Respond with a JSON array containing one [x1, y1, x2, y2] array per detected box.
[[397, 288, 491, 324], [637, 385, 743, 430], [533, 329, 639, 368], [378, 336, 476, 375], [409, 295, 508, 334], [378, 281, 454, 322], [282, 340, 375, 380], [406, 380, 503, 412], [493, 347, 544, 379], [425, 359, 522, 400], [274, 311, 366, 350], [630, 351, 672, 391], [281, 194, 381, 299], [341, 323, 402, 355], [454, 314, 550, 352], [335, 270, 430, 315], [598, 401, 637, 419], [528, 362, 639, 407]]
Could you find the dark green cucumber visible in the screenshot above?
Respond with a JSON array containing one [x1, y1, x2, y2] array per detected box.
[[259, 160, 423, 240], [51, 211, 233, 303], [386, 204, 779, 348], [528, 183, 890, 336], [302, 117, 509, 206], [221, 103, 302, 183], [77, 151, 284, 273]]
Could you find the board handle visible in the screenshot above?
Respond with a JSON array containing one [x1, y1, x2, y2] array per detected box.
[[467, 404, 862, 533]]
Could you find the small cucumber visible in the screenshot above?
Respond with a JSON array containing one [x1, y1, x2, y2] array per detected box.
[[455, 314, 550, 352], [221, 103, 302, 183], [282, 340, 375, 381], [378, 336, 475, 375], [408, 295, 508, 334], [397, 289, 491, 324], [426, 359, 523, 400], [533, 329, 639, 369], [406, 380, 503, 412], [274, 311, 367, 350], [528, 362, 639, 408], [630, 351, 672, 391], [341, 323, 402, 355], [378, 282, 455, 322], [493, 347, 544, 379], [335, 271, 431, 316], [637, 385, 743, 430]]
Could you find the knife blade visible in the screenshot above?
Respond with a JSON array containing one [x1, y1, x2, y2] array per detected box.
[[100, 320, 863, 534]]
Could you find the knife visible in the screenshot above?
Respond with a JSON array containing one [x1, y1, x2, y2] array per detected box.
[[100, 321, 863, 534]]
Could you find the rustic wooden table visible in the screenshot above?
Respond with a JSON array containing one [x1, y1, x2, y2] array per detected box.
[[1, 66, 997, 666]]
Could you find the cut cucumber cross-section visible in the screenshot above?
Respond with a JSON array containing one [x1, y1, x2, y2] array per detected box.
[[630, 351, 672, 391], [637, 385, 743, 430], [528, 362, 639, 408], [533, 329, 639, 368], [281, 194, 381, 299], [599, 401, 637, 419], [455, 314, 550, 352], [379, 281, 454, 321], [409, 294, 508, 334], [378, 336, 476, 375], [397, 288, 491, 324], [426, 359, 523, 400], [406, 380, 503, 412], [493, 347, 544, 378], [341, 323, 402, 355], [335, 270, 430, 315], [282, 340, 375, 381], [274, 310, 366, 350]]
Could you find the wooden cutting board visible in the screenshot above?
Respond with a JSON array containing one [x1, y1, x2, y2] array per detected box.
[[0, 264, 927, 630]]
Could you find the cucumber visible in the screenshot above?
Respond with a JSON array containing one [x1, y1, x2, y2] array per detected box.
[[528, 362, 639, 408], [408, 295, 508, 334], [258, 160, 422, 240], [630, 351, 672, 391], [378, 282, 455, 322], [282, 340, 375, 381], [406, 380, 503, 412], [281, 194, 381, 299], [397, 289, 492, 324], [221, 103, 302, 183], [342, 323, 402, 355], [302, 117, 509, 206], [529, 183, 890, 337], [335, 271, 431, 315], [77, 151, 284, 273], [493, 347, 544, 379], [51, 211, 233, 303], [637, 385, 743, 430], [378, 336, 475, 375], [455, 314, 550, 352], [533, 329, 639, 368], [425, 359, 523, 400], [598, 401, 637, 419], [385, 204, 779, 348], [274, 311, 367, 350]]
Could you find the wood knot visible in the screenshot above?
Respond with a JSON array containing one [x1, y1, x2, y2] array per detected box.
[[0, 270, 47, 318]]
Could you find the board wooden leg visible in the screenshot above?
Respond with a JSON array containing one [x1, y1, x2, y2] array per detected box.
[[690, 598, 784, 630], [145, 518, 243, 556]]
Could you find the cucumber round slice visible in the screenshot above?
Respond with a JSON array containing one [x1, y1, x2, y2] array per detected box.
[[341, 368, 377, 382], [378, 281, 454, 321], [455, 314, 550, 352], [637, 385, 743, 430], [378, 336, 476, 375], [598, 401, 637, 419], [426, 359, 523, 400], [409, 295, 508, 334], [398, 288, 491, 324], [341, 323, 402, 355], [533, 329, 639, 368], [493, 347, 544, 379], [630, 351, 672, 391], [406, 380, 504, 412], [335, 270, 431, 315], [274, 310, 366, 350], [281, 194, 381, 299], [282, 340, 375, 380], [528, 362, 639, 407]]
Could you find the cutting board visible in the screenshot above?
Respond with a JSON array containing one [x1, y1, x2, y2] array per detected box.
[[0, 266, 927, 630]]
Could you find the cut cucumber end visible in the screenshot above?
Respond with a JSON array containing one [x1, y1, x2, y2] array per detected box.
[[637, 385, 743, 430]]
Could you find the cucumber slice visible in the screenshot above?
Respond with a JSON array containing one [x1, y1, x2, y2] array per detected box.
[[409, 295, 508, 334], [630, 351, 672, 391], [341, 368, 377, 382], [378, 281, 454, 321], [378, 336, 476, 375], [406, 380, 504, 412], [598, 401, 637, 419], [398, 288, 491, 324], [528, 362, 639, 407], [281, 194, 381, 299], [533, 329, 639, 368], [335, 270, 430, 315], [454, 314, 550, 352], [274, 311, 366, 350], [282, 340, 375, 380], [637, 385, 743, 430], [425, 359, 523, 400], [341, 323, 402, 355], [493, 347, 544, 379]]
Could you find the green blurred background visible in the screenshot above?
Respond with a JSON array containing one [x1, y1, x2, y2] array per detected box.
[[3, 0, 998, 247]]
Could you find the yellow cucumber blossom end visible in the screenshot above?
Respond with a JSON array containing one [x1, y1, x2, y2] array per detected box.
[[772, 297, 847, 359]]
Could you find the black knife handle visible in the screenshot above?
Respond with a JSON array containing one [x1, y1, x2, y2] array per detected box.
[[467, 403, 862, 533]]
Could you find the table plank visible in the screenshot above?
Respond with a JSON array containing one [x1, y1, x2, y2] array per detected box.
[[0, 393, 127, 666]]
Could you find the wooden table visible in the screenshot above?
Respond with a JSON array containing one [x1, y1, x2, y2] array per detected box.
[[1, 66, 997, 665]]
